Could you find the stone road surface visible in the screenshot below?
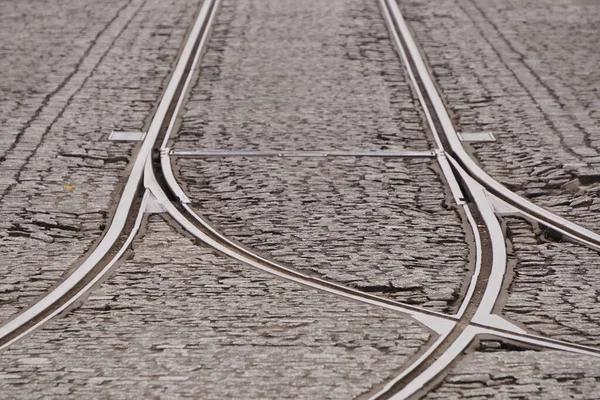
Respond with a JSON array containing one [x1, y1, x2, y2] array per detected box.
[[400, 0, 600, 395], [171, 0, 470, 315], [177, 156, 469, 313], [0, 0, 599, 398], [0, 0, 203, 322], [173, 0, 431, 152], [426, 343, 600, 399], [402, 0, 600, 232], [0, 217, 432, 399], [503, 217, 600, 348]]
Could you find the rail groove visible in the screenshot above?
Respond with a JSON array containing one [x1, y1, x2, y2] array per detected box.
[[382, 0, 600, 252], [1, 1, 599, 399], [0, 0, 220, 350], [374, 0, 600, 397]]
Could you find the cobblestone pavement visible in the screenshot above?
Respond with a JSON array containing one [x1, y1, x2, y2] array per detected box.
[[172, 0, 470, 315], [0, 217, 432, 399], [1, 0, 599, 398], [425, 342, 600, 399], [502, 217, 600, 347], [173, 0, 431, 152], [177, 156, 469, 313], [400, 0, 600, 232], [0, 0, 202, 321]]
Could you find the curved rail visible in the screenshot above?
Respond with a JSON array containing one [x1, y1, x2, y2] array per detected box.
[[373, 0, 600, 397], [2, 0, 599, 398], [382, 0, 600, 252], [158, 150, 600, 399], [145, 158, 455, 334], [0, 0, 220, 349], [0, 192, 149, 351]]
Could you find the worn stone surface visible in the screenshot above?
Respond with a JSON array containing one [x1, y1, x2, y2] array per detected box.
[[400, 0, 600, 232], [3, 0, 599, 397], [177, 156, 469, 313], [0, 0, 202, 322], [172, 0, 432, 152], [0, 217, 431, 399], [501, 217, 600, 347], [169, 0, 470, 314], [426, 344, 600, 399]]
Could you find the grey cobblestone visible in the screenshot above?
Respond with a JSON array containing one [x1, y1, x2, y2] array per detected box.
[[177, 156, 469, 313], [0, 0, 202, 322], [0, 217, 431, 399], [172, 0, 432, 152], [400, 0, 600, 232], [425, 344, 600, 399], [169, 0, 470, 314], [0, 0, 126, 159], [502, 217, 600, 347], [4, 0, 596, 397]]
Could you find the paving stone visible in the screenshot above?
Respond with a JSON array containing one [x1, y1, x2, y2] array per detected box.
[[172, 0, 433, 152], [0, 217, 432, 399], [400, 0, 600, 232], [169, 0, 470, 314], [3, 0, 596, 396], [426, 345, 600, 399], [177, 156, 469, 313], [502, 217, 600, 347], [0, 0, 203, 322]]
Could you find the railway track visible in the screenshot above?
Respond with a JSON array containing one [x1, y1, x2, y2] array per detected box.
[[0, 0, 599, 398]]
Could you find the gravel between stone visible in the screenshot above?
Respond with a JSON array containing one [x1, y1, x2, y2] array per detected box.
[[0, 217, 432, 399], [0, 0, 202, 322], [400, 0, 600, 232], [177, 156, 469, 313]]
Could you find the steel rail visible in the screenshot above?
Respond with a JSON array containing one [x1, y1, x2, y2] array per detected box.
[[154, 4, 513, 397], [388, 323, 600, 400], [158, 0, 489, 325], [375, 0, 600, 398], [370, 154, 600, 398], [164, 148, 489, 323], [0, 0, 219, 347], [382, 0, 600, 251], [143, 1, 600, 396], [144, 162, 455, 334], [366, 200, 482, 399], [157, 0, 222, 203], [156, 150, 600, 399], [450, 157, 512, 330], [162, 141, 556, 400], [2, 0, 597, 396], [389, 156, 527, 400], [454, 206, 481, 318], [141, 0, 600, 397], [0, 191, 149, 351], [367, 148, 511, 399], [374, 1, 509, 396], [377, 0, 487, 325], [160, 136, 498, 400], [156, 0, 481, 333], [141, 2, 600, 399]]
